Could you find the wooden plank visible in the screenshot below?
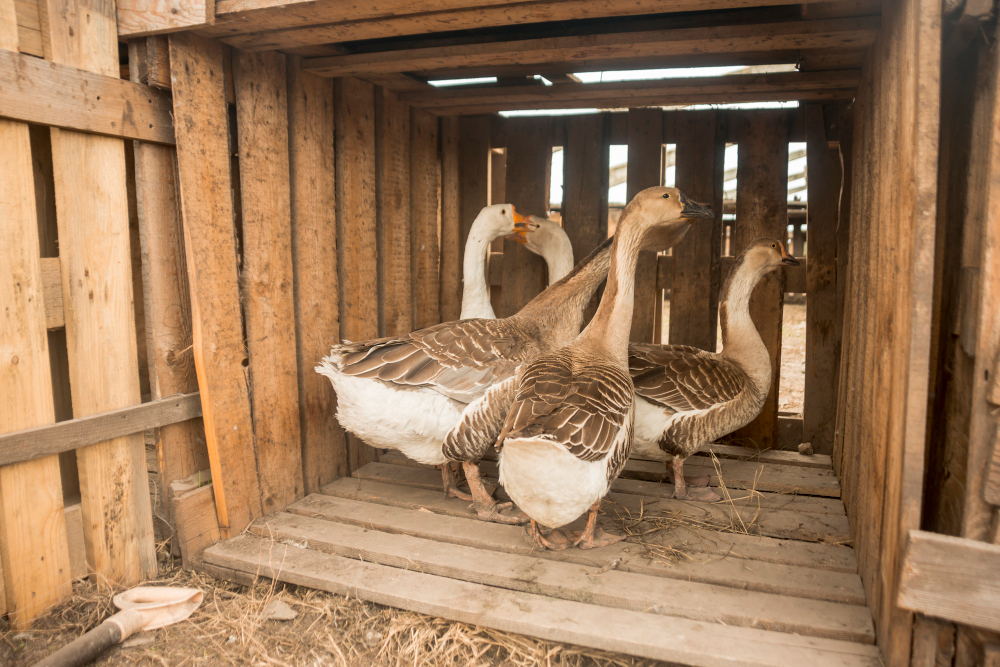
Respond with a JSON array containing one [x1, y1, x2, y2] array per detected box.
[[169, 472, 221, 568], [14, 0, 42, 56], [334, 76, 379, 470], [561, 113, 609, 324], [730, 112, 789, 449], [63, 503, 87, 580], [145, 35, 172, 89], [375, 88, 414, 335], [0, 394, 202, 467], [169, 32, 263, 538], [40, 256, 64, 329], [116, 0, 213, 37], [671, 110, 724, 350], [233, 49, 304, 514], [626, 108, 663, 343], [696, 443, 834, 470], [348, 462, 851, 544], [128, 42, 210, 527], [398, 71, 860, 115], [41, 0, 157, 585], [254, 511, 874, 643], [205, 536, 880, 667], [498, 117, 551, 317], [440, 115, 461, 322], [898, 530, 1000, 632], [410, 107, 442, 328], [302, 18, 878, 78], [803, 105, 842, 455], [286, 57, 347, 494], [0, 0, 71, 622], [456, 115, 491, 315], [0, 49, 175, 144]]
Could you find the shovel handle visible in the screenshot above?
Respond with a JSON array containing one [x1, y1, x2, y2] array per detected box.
[[32, 619, 122, 667]]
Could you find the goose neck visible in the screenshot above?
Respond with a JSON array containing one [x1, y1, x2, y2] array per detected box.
[[460, 226, 496, 320]]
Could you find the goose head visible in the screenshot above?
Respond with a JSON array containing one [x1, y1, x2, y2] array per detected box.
[[621, 186, 713, 250], [738, 237, 800, 275], [507, 215, 575, 283], [470, 204, 532, 247]]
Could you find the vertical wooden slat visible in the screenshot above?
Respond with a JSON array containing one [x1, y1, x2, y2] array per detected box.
[[803, 105, 841, 455], [376, 88, 413, 335], [562, 113, 610, 324], [0, 0, 70, 626], [458, 116, 492, 258], [440, 116, 462, 323], [41, 0, 156, 584], [671, 110, 724, 351], [127, 41, 209, 531], [500, 117, 551, 318], [233, 49, 304, 514], [731, 112, 789, 450], [626, 108, 663, 343], [335, 76, 379, 470], [169, 32, 263, 539], [410, 108, 441, 328], [287, 58, 347, 493]]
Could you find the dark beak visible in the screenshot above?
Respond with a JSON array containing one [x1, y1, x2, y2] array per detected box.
[[780, 245, 800, 266], [680, 192, 713, 219]]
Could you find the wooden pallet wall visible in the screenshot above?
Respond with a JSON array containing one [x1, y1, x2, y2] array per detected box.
[[832, 0, 941, 663]]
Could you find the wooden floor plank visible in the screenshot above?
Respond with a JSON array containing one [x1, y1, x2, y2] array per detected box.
[[694, 443, 834, 470], [204, 536, 879, 667], [252, 511, 874, 643], [309, 487, 861, 603]]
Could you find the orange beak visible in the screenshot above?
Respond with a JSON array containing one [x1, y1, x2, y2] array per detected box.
[[780, 244, 800, 266], [505, 210, 539, 244]]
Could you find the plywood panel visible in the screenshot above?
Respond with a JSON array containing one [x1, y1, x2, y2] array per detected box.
[[626, 108, 663, 343], [169, 32, 263, 538], [730, 112, 789, 450], [671, 110, 724, 350], [41, 0, 156, 585], [286, 57, 347, 493], [410, 108, 441, 328], [376, 88, 413, 334], [500, 117, 551, 318], [233, 49, 304, 514]]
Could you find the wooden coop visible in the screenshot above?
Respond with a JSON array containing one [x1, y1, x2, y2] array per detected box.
[[2, 0, 1000, 663]]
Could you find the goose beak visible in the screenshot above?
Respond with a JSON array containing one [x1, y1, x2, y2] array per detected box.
[[679, 192, 714, 219], [505, 215, 540, 244], [780, 245, 800, 266], [512, 208, 528, 224]]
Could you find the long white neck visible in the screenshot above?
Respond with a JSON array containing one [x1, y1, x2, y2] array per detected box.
[[460, 225, 497, 320], [719, 258, 773, 392], [540, 228, 575, 285]]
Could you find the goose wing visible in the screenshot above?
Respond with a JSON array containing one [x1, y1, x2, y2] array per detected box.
[[332, 319, 536, 402], [628, 343, 748, 412], [498, 350, 633, 463]]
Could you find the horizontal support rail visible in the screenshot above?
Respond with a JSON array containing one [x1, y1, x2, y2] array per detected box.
[[0, 48, 175, 144], [0, 393, 203, 467]]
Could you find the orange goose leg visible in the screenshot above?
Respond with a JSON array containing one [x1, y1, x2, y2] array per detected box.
[[671, 456, 720, 502], [570, 500, 626, 549], [525, 519, 572, 551], [441, 463, 473, 502], [462, 461, 529, 525]]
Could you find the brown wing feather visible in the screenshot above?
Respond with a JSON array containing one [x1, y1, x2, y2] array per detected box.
[[332, 319, 538, 402], [498, 350, 633, 463], [628, 343, 748, 412]]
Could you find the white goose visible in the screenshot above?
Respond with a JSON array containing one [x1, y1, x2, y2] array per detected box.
[[494, 187, 714, 550]]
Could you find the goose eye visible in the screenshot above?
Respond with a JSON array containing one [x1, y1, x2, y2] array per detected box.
[[662, 193, 670, 199], [501, 209, 506, 214]]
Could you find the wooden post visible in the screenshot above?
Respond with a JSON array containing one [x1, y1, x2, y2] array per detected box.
[[169, 33, 263, 538], [500, 117, 552, 318], [731, 111, 789, 450], [803, 105, 841, 455], [626, 108, 663, 343], [127, 41, 210, 536], [233, 49, 304, 514], [0, 0, 71, 626], [671, 110, 724, 351], [562, 113, 610, 324], [440, 116, 461, 323], [410, 108, 441, 328], [376, 88, 413, 335], [41, 0, 156, 584], [286, 58, 347, 493], [458, 117, 492, 259]]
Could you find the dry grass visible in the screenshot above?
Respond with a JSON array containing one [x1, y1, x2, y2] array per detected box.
[[0, 557, 669, 667]]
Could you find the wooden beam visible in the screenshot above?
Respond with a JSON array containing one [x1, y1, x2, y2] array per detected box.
[[207, 0, 838, 52], [500, 117, 551, 317], [116, 0, 213, 37], [898, 530, 1000, 633], [0, 48, 174, 144], [440, 116, 462, 322], [730, 111, 788, 450], [233, 49, 304, 514], [400, 71, 860, 115], [286, 58, 347, 493], [42, 0, 156, 585], [670, 110, 724, 350], [0, 394, 202, 467], [803, 105, 841, 455], [169, 471, 220, 567], [41, 256, 64, 329], [410, 108, 442, 327], [457, 116, 492, 302], [169, 32, 264, 539], [302, 18, 878, 79], [626, 108, 663, 343]]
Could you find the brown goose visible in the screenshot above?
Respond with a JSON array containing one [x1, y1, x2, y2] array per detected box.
[[493, 187, 714, 550], [629, 238, 799, 501], [316, 230, 615, 524]]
